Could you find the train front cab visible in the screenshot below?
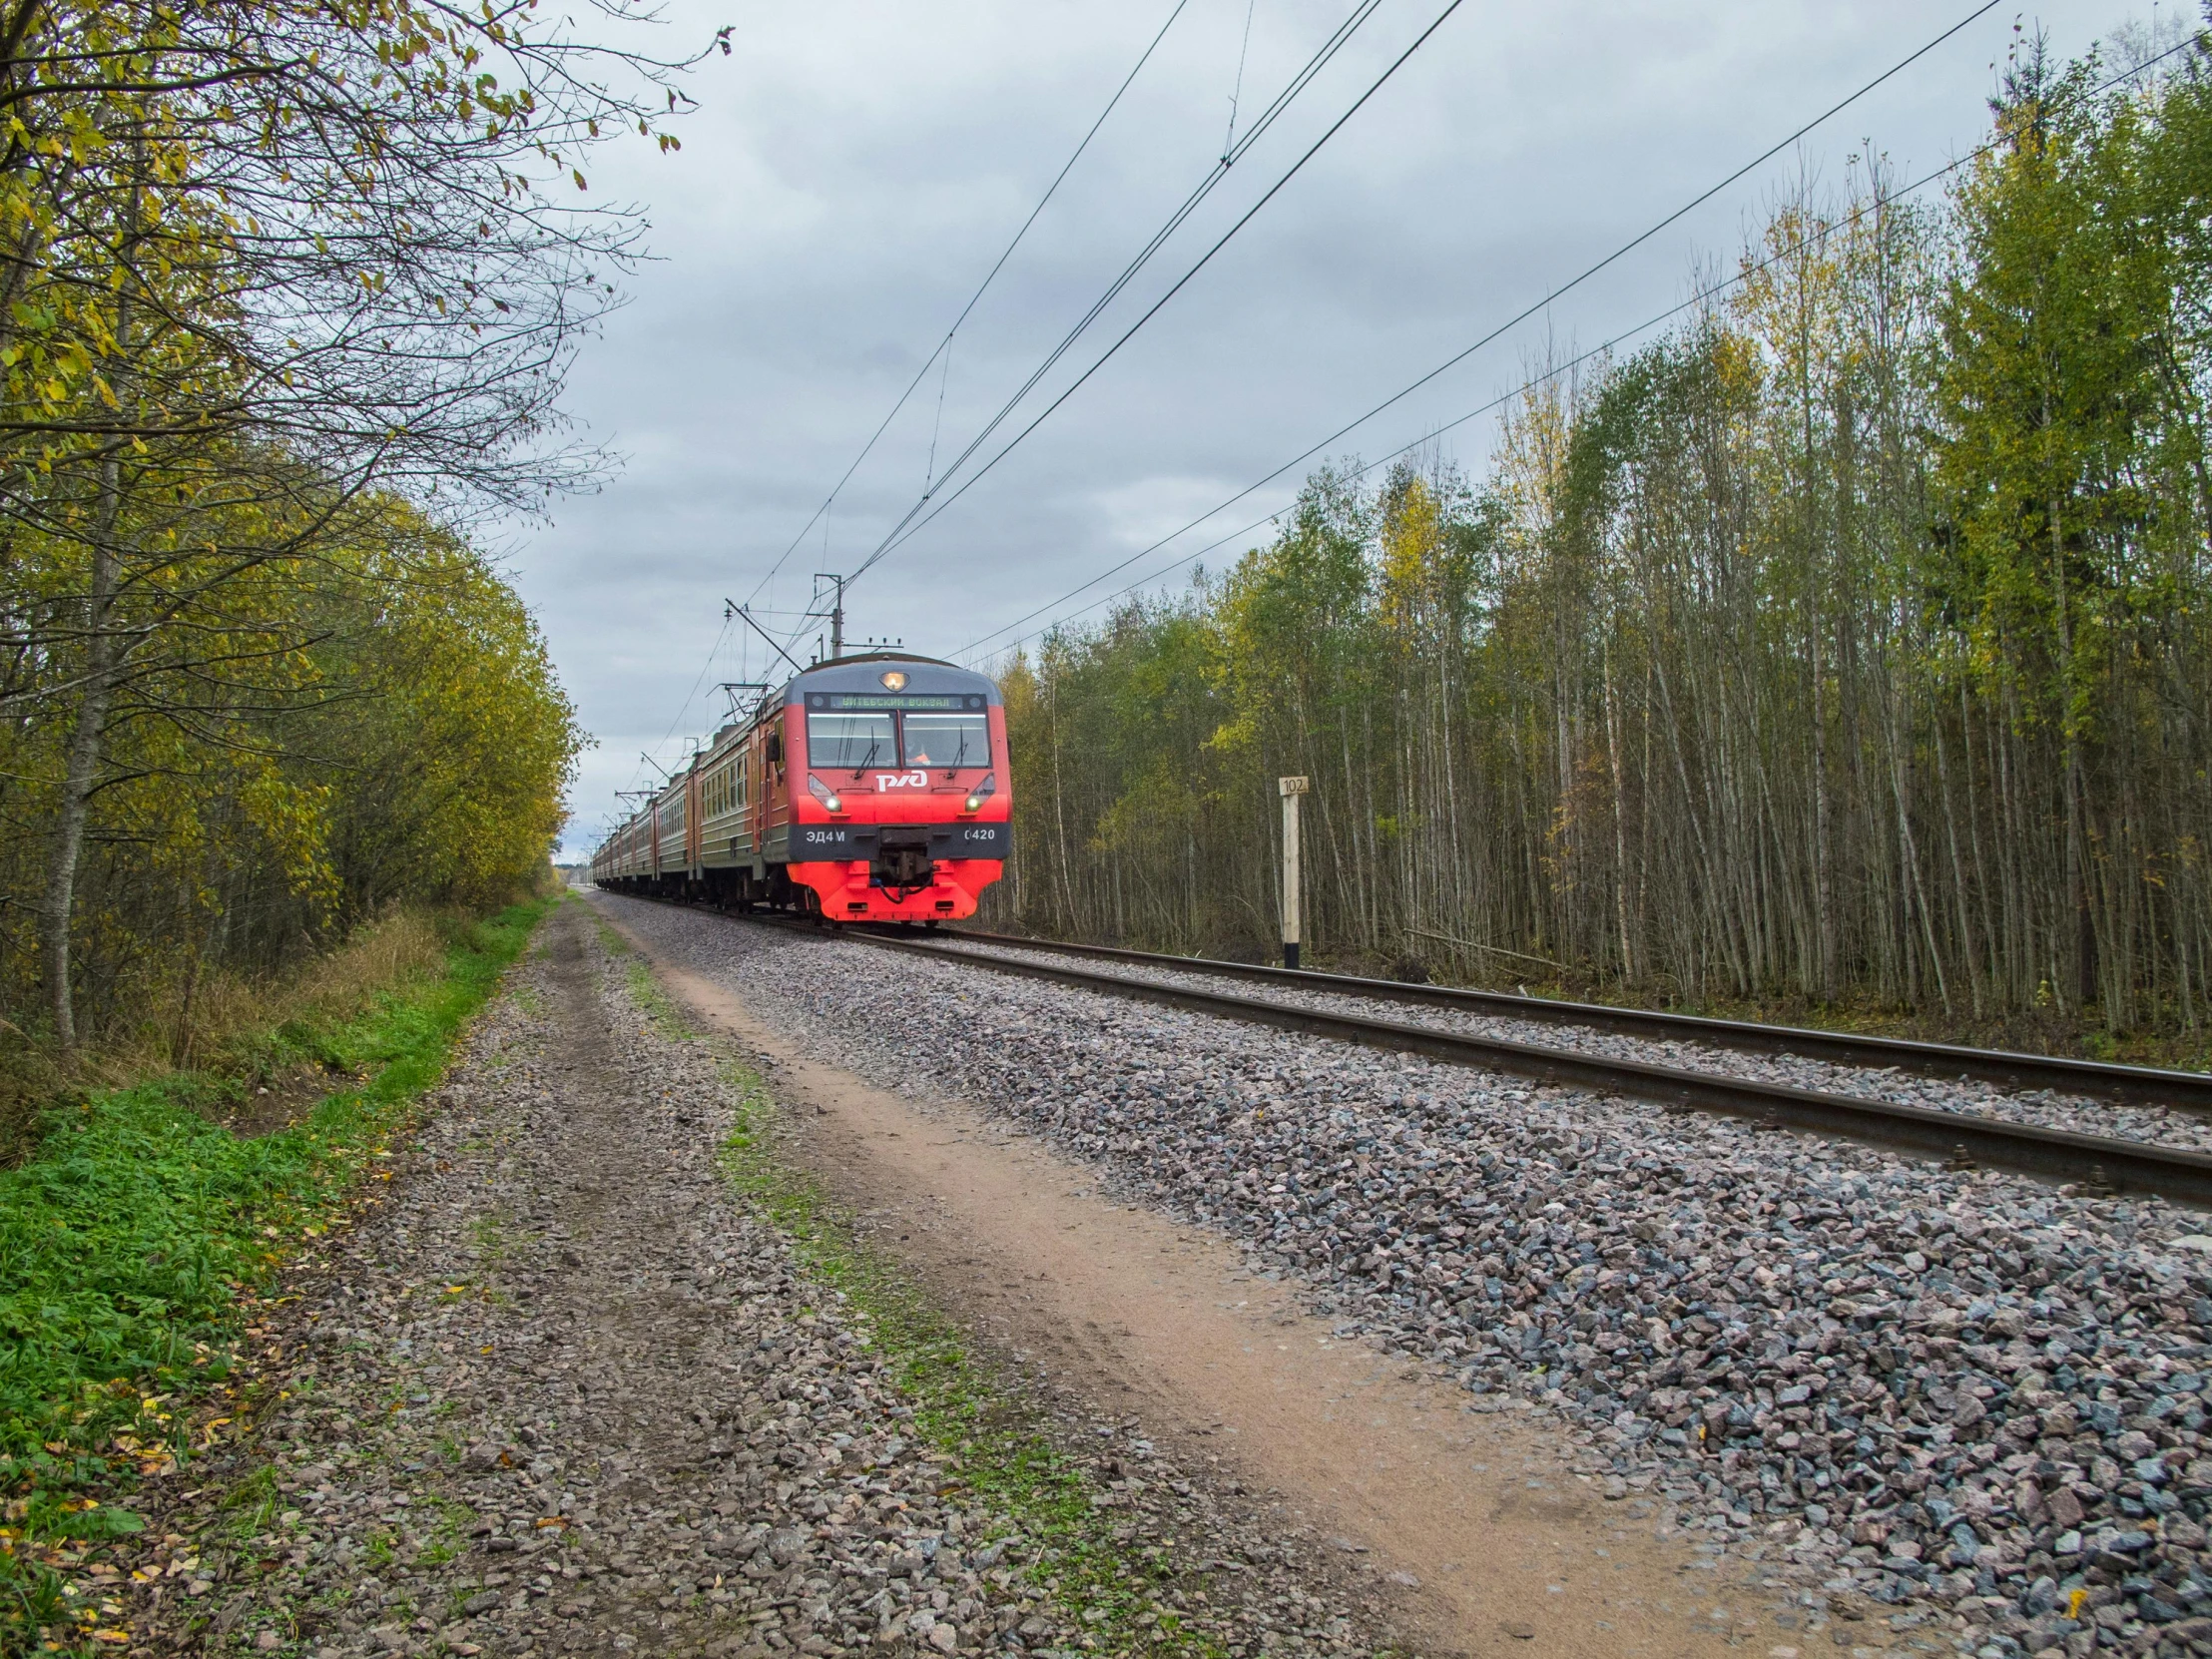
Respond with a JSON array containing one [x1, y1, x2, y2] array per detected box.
[[780, 656, 1009, 923]]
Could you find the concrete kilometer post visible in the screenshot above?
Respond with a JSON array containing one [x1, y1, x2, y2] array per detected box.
[[1279, 776, 1309, 970]]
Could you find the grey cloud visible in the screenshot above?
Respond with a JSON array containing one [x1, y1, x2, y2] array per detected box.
[[515, 0, 2122, 855]]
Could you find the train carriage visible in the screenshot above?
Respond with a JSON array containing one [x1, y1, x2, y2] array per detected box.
[[592, 652, 1009, 923]]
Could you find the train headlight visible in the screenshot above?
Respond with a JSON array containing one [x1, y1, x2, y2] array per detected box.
[[807, 774, 843, 814], [963, 772, 996, 814]]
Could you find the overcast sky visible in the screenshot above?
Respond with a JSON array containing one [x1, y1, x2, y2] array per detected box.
[[524, 0, 2148, 858]]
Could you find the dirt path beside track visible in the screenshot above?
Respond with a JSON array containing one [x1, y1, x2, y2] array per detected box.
[[602, 901, 1817, 1659], [117, 901, 1105, 1659]]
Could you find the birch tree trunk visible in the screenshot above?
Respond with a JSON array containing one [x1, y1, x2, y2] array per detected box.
[[39, 504, 122, 1059], [38, 147, 141, 1061]]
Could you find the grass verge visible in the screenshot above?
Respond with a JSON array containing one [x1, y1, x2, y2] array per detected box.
[[710, 1055, 1224, 1659], [593, 915, 693, 1045], [0, 895, 553, 1654]]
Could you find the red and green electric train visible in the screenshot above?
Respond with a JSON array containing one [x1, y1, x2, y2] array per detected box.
[[590, 652, 1010, 922]]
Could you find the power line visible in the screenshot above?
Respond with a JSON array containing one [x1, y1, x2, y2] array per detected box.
[[953, 0, 2013, 660], [609, 610, 733, 816], [967, 283, 1777, 663], [827, 0, 1386, 594], [602, 0, 2003, 834], [840, 0, 1454, 593], [963, 29, 2208, 664], [1223, 0, 1261, 162], [735, 0, 1195, 617], [588, 19, 2194, 857]]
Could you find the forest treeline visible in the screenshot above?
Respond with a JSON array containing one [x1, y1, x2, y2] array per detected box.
[[0, 0, 697, 1098], [985, 32, 2212, 1050]]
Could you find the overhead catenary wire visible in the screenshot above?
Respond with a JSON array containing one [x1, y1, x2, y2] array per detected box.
[[961, 28, 2206, 665], [950, 0, 2021, 662], [734, 0, 1195, 620], [826, 0, 1387, 594], [591, 608, 736, 848], [975, 186, 1969, 654], [610, 1, 1973, 839], [837, 0, 1452, 595], [619, 613, 732, 799], [1223, 0, 1261, 161], [619, 8, 1204, 835], [598, 15, 2189, 853], [966, 288, 1786, 663], [923, 337, 953, 492]]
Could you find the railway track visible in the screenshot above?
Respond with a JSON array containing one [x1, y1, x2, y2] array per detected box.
[[604, 889, 2212, 1653], [741, 913, 2212, 1208], [938, 926, 2212, 1114]]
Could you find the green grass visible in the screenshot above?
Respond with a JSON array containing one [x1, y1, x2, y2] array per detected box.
[[219, 1463, 280, 1541], [595, 918, 699, 1042], [625, 958, 694, 1042], [0, 896, 551, 1653], [711, 1055, 1226, 1659]]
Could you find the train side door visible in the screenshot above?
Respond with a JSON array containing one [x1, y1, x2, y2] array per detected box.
[[738, 747, 753, 852], [768, 716, 790, 833]]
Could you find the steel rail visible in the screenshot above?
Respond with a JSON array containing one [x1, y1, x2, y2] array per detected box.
[[727, 918, 2212, 1208], [926, 927, 2212, 1116]]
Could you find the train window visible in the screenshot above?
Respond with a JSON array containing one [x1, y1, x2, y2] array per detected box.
[[808, 712, 893, 771], [901, 711, 990, 769]]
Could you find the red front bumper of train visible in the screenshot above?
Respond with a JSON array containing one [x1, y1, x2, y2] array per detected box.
[[789, 858, 1003, 921]]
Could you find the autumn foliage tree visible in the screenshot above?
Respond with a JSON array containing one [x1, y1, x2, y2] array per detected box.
[[986, 29, 2212, 1051], [0, 0, 709, 1060]]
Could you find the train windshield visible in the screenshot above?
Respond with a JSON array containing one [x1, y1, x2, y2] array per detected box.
[[808, 712, 892, 771], [901, 712, 990, 769]]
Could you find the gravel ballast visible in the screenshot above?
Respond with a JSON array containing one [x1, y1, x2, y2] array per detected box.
[[929, 941, 2212, 1154], [600, 895, 2212, 1659], [111, 903, 1389, 1659]]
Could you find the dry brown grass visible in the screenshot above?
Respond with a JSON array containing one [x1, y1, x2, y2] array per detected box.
[[191, 909, 450, 1068], [0, 907, 457, 1163]]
